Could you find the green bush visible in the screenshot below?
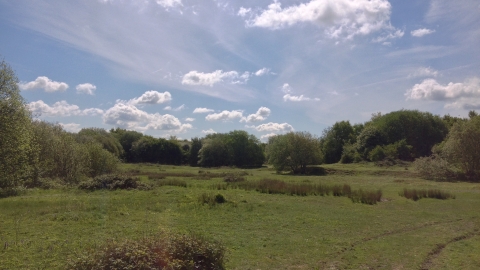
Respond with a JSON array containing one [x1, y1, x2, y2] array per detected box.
[[413, 155, 456, 181], [78, 174, 150, 191], [198, 193, 227, 206], [368, 145, 386, 162], [68, 232, 226, 270]]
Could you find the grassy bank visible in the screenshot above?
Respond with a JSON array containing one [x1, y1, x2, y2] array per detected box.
[[1, 163, 479, 269]]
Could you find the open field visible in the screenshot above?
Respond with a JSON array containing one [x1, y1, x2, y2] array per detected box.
[[1, 163, 480, 269]]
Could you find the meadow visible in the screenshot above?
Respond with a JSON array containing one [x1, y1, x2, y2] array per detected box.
[[1, 163, 479, 269]]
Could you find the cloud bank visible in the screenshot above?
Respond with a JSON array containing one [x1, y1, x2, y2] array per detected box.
[[19, 76, 69, 92]]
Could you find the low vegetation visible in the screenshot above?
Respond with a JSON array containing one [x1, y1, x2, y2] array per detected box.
[[400, 188, 455, 201], [68, 232, 226, 270]]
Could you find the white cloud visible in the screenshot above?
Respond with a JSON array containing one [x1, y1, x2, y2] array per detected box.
[[405, 77, 480, 101], [255, 122, 294, 132], [164, 104, 185, 111], [283, 94, 311, 102], [282, 83, 292, 93], [193, 107, 214, 114], [76, 83, 96, 95], [246, 0, 396, 40], [201, 128, 217, 134], [103, 103, 192, 132], [205, 110, 243, 121], [260, 133, 277, 140], [408, 67, 439, 78], [182, 70, 249, 86], [240, 107, 271, 123], [156, 0, 182, 8], [122, 91, 172, 105], [238, 7, 251, 17], [28, 100, 104, 117], [255, 68, 270, 76], [411, 28, 435, 37], [185, 117, 195, 122], [19, 76, 69, 92], [60, 122, 81, 133]]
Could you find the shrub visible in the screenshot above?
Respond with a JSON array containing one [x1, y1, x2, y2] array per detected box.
[[198, 193, 227, 206], [68, 232, 226, 270], [400, 188, 455, 201], [413, 155, 456, 181], [78, 174, 150, 191], [369, 145, 386, 162]]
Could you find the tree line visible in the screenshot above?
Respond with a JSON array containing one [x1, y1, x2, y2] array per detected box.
[[1, 58, 479, 195]]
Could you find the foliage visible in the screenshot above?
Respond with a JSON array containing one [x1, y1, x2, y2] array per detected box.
[[355, 125, 387, 159], [321, 121, 355, 164], [131, 136, 183, 165], [198, 193, 227, 206], [400, 188, 455, 201], [339, 143, 362, 164], [189, 137, 203, 166], [68, 232, 226, 270], [76, 128, 124, 157], [441, 115, 480, 181], [0, 59, 34, 190], [413, 155, 456, 181], [266, 132, 322, 174], [110, 128, 144, 162], [83, 141, 119, 177], [78, 174, 149, 191], [198, 131, 264, 168], [370, 110, 448, 158]]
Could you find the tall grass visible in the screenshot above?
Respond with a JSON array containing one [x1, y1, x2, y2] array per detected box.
[[400, 188, 455, 201], [228, 178, 382, 205]]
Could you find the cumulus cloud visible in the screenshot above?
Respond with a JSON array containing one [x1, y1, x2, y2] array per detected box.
[[282, 83, 292, 93], [405, 77, 480, 101], [241, 107, 271, 123], [19, 76, 69, 92], [260, 133, 277, 140], [255, 122, 294, 132], [60, 123, 81, 133], [246, 0, 396, 40], [76, 83, 96, 95], [283, 94, 311, 102], [281, 83, 319, 102], [238, 7, 251, 17], [156, 0, 182, 8], [408, 67, 439, 78], [193, 107, 214, 113], [182, 70, 249, 86], [202, 128, 217, 134], [164, 104, 185, 111], [122, 91, 172, 105], [28, 100, 104, 117], [103, 103, 192, 132], [206, 110, 243, 121], [411, 28, 435, 37], [185, 117, 195, 122], [255, 68, 271, 76]]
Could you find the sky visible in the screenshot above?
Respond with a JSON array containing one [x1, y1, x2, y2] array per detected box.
[[1, 0, 479, 141]]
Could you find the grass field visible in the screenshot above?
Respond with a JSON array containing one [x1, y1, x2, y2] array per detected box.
[[1, 163, 479, 269]]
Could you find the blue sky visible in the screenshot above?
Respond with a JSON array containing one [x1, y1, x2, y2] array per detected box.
[[1, 0, 479, 140]]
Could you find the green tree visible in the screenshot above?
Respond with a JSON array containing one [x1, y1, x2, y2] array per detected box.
[[266, 132, 322, 174], [77, 128, 124, 157], [188, 137, 202, 166], [110, 128, 143, 162], [442, 116, 480, 181], [0, 59, 34, 189], [321, 121, 355, 164], [198, 136, 233, 167]]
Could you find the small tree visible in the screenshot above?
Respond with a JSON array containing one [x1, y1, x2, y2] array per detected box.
[[266, 132, 322, 174]]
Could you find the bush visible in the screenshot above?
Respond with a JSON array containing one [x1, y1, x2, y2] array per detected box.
[[78, 174, 150, 191], [400, 188, 455, 201], [198, 193, 227, 206], [68, 232, 226, 270], [368, 145, 386, 162], [413, 155, 456, 181]]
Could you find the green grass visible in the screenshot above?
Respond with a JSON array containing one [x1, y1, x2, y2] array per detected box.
[[1, 163, 480, 269]]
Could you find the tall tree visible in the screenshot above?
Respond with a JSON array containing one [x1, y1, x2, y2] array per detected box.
[[0, 59, 34, 189], [266, 132, 322, 174]]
